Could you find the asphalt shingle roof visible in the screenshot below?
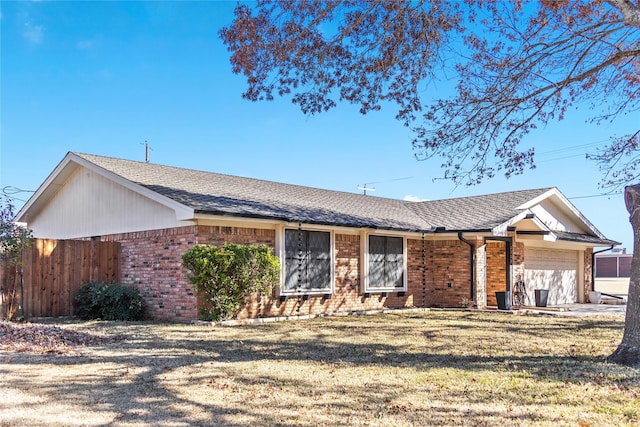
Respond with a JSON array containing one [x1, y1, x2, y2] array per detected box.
[[73, 153, 617, 245], [75, 153, 432, 232], [404, 188, 551, 230]]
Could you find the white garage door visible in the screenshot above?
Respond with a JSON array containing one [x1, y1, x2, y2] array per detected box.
[[524, 248, 578, 305]]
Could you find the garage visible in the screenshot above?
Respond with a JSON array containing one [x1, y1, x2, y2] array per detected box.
[[524, 248, 578, 305]]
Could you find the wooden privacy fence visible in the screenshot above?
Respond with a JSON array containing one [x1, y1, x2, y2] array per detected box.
[[0, 239, 120, 319]]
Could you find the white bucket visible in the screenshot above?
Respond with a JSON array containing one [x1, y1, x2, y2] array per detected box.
[[589, 291, 602, 304]]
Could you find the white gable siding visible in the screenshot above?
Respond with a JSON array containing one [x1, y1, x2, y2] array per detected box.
[[27, 167, 190, 239], [529, 199, 589, 234]]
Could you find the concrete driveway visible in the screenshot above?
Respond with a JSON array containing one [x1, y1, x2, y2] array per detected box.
[[517, 303, 627, 317], [595, 277, 630, 296], [555, 303, 627, 317]]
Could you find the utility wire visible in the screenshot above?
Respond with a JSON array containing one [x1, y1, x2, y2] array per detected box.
[[2, 186, 35, 203], [536, 139, 610, 163], [568, 192, 623, 200]]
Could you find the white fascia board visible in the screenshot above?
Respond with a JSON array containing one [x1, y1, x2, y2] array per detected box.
[[195, 216, 362, 233], [196, 216, 493, 240], [492, 210, 529, 236], [284, 221, 359, 234], [543, 232, 558, 242], [524, 237, 595, 251], [516, 187, 607, 239], [515, 188, 559, 210], [196, 215, 371, 235], [282, 224, 430, 237], [16, 152, 78, 222], [493, 210, 551, 236]]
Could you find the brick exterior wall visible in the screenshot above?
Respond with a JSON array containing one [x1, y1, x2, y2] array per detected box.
[[419, 239, 473, 307], [101, 225, 278, 321], [98, 224, 593, 321], [101, 226, 199, 321], [407, 238, 428, 308], [485, 241, 506, 307], [243, 233, 414, 319], [584, 248, 594, 299], [100, 225, 478, 321], [483, 235, 524, 307]]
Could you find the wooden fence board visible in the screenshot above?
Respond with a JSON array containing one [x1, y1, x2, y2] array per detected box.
[[0, 239, 121, 319], [62, 241, 72, 316]]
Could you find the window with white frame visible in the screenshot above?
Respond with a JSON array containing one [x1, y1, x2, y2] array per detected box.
[[283, 229, 332, 293], [367, 235, 405, 291]]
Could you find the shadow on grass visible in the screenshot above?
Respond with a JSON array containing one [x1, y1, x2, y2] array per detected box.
[[0, 312, 637, 426]]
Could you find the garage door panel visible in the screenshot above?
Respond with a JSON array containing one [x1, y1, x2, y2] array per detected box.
[[525, 248, 577, 305]]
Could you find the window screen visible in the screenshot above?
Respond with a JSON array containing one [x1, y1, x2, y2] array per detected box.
[[368, 235, 404, 289], [284, 229, 331, 292]]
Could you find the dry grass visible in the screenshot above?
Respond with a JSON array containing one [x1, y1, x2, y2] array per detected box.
[[1, 310, 638, 426]]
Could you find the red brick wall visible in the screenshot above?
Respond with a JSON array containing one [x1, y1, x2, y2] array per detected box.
[[99, 225, 519, 321], [420, 239, 473, 307], [196, 225, 276, 247], [484, 237, 524, 307], [244, 233, 413, 319], [101, 226, 199, 321], [407, 238, 428, 307], [485, 241, 506, 306], [247, 234, 477, 318]]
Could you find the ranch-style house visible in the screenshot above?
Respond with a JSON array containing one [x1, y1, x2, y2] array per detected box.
[[16, 152, 619, 321]]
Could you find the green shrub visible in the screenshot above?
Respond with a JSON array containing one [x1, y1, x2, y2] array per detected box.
[[75, 282, 144, 321], [182, 243, 280, 321]]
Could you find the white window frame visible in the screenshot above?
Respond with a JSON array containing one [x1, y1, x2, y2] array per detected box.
[[277, 225, 335, 295], [362, 231, 408, 293]]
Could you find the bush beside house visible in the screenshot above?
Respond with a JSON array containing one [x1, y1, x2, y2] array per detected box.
[[182, 243, 280, 321], [75, 282, 144, 321]]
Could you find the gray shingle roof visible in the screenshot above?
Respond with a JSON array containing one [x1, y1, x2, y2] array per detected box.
[[75, 153, 432, 232], [405, 188, 552, 230], [73, 153, 617, 246]]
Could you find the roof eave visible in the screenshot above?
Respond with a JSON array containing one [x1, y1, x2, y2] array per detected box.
[[194, 209, 438, 234], [17, 152, 77, 223]]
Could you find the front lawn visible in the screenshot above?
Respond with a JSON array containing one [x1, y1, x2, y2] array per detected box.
[[1, 311, 638, 426]]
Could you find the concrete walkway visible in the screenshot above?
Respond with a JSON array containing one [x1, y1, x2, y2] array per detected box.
[[516, 303, 627, 317]]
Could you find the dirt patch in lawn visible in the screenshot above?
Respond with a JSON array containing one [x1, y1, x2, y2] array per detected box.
[[1, 311, 638, 426]]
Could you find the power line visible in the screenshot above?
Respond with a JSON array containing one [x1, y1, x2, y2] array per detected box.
[[1, 186, 36, 203], [2, 186, 35, 195], [537, 140, 608, 156], [568, 192, 623, 200], [535, 140, 610, 163], [357, 176, 414, 195]]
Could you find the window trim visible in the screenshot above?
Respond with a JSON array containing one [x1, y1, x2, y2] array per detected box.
[[278, 226, 335, 296], [362, 231, 408, 293]]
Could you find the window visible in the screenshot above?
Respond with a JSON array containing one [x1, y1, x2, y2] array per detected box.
[[283, 229, 332, 293], [367, 235, 405, 291]]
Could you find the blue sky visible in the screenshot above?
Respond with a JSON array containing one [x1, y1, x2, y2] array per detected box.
[[0, 1, 635, 251]]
